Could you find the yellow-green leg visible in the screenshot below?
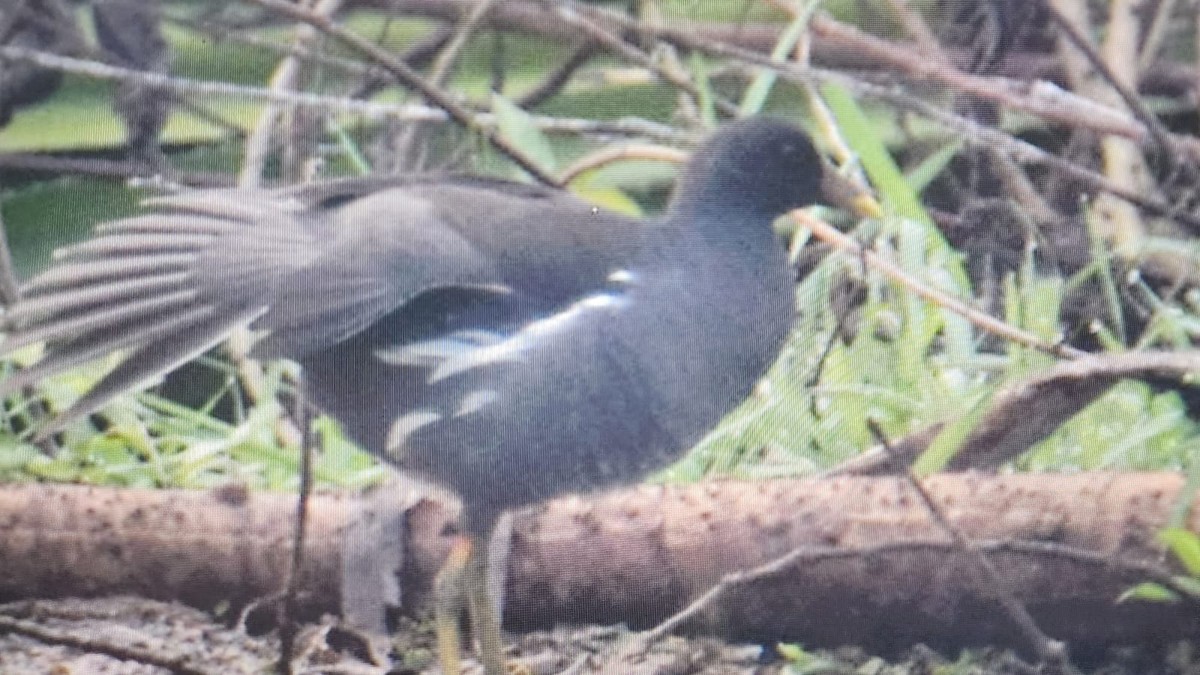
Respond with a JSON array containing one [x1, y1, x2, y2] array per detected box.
[[434, 536, 470, 674], [434, 534, 508, 675], [464, 537, 506, 675]]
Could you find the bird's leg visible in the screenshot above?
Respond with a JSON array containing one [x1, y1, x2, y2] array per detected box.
[[434, 535, 471, 674], [464, 531, 507, 675], [435, 530, 508, 675]]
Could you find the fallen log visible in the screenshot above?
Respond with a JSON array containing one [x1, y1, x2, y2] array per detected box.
[[0, 473, 1195, 654]]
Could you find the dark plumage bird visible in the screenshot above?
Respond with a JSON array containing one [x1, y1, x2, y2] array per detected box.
[[0, 118, 875, 674]]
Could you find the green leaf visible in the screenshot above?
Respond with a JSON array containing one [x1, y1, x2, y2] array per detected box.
[[1117, 582, 1179, 603], [326, 118, 373, 175], [777, 642, 850, 673], [0, 439, 41, 471], [913, 387, 996, 476], [905, 141, 961, 194], [739, 7, 813, 116], [820, 84, 974, 304], [1159, 527, 1200, 576], [491, 93, 557, 174], [687, 52, 718, 127], [777, 643, 809, 661], [572, 184, 643, 217], [1174, 575, 1200, 599], [819, 83, 930, 225]]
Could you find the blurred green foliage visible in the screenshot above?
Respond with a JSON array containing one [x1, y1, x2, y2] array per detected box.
[[1, 0, 1198, 497]]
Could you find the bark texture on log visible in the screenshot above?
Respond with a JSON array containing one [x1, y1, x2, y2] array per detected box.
[[505, 473, 1199, 653], [0, 484, 355, 614], [0, 473, 1195, 653]]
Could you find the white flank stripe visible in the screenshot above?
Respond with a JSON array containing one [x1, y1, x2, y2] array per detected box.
[[375, 330, 505, 368], [427, 292, 628, 383], [454, 389, 499, 417], [385, 411, 442, 457]]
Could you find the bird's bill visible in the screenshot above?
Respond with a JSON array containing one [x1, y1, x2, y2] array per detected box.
[[819, 163, 883, 219]]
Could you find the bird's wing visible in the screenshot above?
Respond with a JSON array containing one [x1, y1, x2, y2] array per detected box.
[[250, 175, 645, 354], [0, 175, 628, 435]]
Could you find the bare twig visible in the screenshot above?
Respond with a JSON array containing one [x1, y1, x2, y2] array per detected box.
[[535, 5, 1200, 230], [1138, 0, 1182, 70], [246, 0, 559, 185], [0, 45, 690, 144], [882, 0, 941, 56], [517, 41, 596, 108], [427, 0, 499, 86], [1041, 0, 1177, 156], [867, 420, 1070, 666], [0, 613, 220, 675], [240, 0, 346, 187], [389, 0, 501, 169], [0, 44, 418, 117], [10, 29, 1193, 237], [278, 383, 315, 675], [875, 0, 1057, 222], [0, 206, 22, 308], [567, 2, 1162, 143], [530, 0, 739, 118], [792, 211, 1088, 360], [628, 533, 1185, 658], [557, 143, 685, 186]]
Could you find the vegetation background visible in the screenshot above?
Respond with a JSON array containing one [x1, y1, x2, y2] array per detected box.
[[0, 0, 1198, 673]]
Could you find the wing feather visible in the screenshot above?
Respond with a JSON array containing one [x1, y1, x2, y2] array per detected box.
[[32, 307, 268, 440]]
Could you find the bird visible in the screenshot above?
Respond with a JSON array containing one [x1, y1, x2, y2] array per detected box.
[[0, 117, 877, 674]]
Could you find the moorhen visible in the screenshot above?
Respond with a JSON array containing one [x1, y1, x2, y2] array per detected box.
[[0, 117, 877, 674]]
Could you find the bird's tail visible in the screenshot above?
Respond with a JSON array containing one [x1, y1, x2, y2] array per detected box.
[[0, 208, 269, 440]]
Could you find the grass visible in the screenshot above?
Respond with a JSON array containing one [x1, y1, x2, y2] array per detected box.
[[666, 231, 1197, 483], [1, 0, 1198, 495], [1, 6, 1199, 675], [6, 181, 1196, 491], [663, 88, 1200, 482]]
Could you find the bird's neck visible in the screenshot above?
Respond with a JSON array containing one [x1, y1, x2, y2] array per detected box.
[[647, 201, 788, 281], [670, 181, 784, 231]]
